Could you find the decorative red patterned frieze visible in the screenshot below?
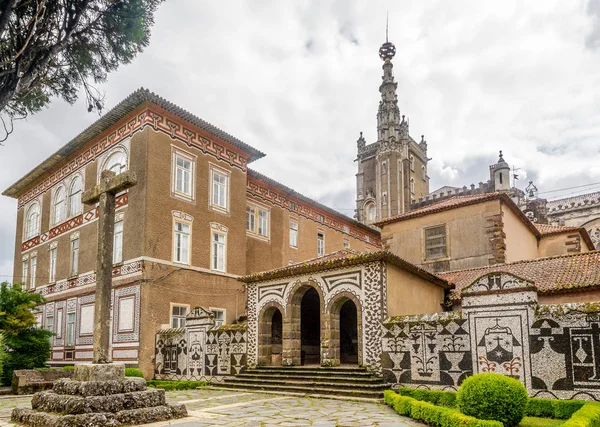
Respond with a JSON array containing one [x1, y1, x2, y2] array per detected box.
[[21, 236, 40, 251], [17, 107, 249, 209], [49, 215, 83, 239]]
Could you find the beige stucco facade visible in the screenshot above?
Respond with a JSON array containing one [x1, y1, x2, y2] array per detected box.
[[385, 263, 445, 316]]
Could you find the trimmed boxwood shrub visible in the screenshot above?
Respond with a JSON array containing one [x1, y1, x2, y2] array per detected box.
[[562, 403, 600, 427], [124, 368, 144, 378], [457, 373, 528, 427], [526, 398, 585, 420], [398, 387, 457, 408], [62, 366, 75, 372], [146, 380, 209, 391]]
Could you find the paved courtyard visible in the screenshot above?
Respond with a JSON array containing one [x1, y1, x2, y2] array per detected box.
[[1, 388, 423, 427]]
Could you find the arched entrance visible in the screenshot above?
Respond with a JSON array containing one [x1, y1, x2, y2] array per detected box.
[[340, 300, 358, 364], [257, 304, 284, 366], [328, 293, 362, 366], [301, 287, 321, 365]]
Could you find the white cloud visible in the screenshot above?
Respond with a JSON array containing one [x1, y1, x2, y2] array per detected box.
[[1, 0, 600, 277]]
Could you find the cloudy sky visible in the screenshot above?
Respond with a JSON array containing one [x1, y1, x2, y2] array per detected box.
[[1, 0, 600, 278]]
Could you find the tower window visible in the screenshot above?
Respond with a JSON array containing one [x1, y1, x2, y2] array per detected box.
[[410, 178, 415, 194], [425, 225, 447, 260], [499, 173, 503, 184], [410, 155, 415, 171]]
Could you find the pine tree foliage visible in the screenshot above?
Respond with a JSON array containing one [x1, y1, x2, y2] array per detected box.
[[0, 0, 163, 142]]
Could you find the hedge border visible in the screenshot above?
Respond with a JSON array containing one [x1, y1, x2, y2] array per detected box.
[[562, 403, 600, 427], [146, 380, 209, 391], [384, 391, 503, 427]]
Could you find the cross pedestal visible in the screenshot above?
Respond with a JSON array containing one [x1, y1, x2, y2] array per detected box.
[[82, 169, 138, 365]]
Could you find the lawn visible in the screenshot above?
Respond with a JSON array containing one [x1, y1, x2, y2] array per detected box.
[[519, 416, 565, 427]]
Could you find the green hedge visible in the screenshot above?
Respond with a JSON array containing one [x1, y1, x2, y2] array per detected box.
[[397, 387, 588, 420], [384, 391, 503, 427], [124, 368, 144, 378], [146, 380, 209, 391], [562, 404, 600, 427]]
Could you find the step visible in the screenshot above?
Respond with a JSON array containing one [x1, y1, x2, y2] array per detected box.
[[234, 373, 383, 384], [253, 366, 367, 373], [224, 377, 387, 390], [248, 368, 375, 377], [209, 386, 384, 404], [217, 381, 386, 399]]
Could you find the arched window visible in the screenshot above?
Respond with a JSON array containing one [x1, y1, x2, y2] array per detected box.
[[366, 203, 376, 222], [54, 187, 66, 225], [24, 203, 40, 239], [68, 176, 83, 217], [421, 165, 427, 181], [102, 149, 127, 175], [410, 177, 415, 194], [410, 155, 415, 171]]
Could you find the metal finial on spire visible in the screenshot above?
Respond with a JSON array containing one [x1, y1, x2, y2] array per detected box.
[[386, 11, 389, 42], [379, 13, 396, 61]]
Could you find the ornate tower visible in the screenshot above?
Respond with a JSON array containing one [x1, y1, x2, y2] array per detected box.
[[355, 29, 430, 225]]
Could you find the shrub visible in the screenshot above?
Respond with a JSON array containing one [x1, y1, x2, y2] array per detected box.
[[456, 373, 528, 427], [562, 403, 600, 427], [124, 368, 144, 378], [384, 391, 502, 427], [526, 398, 585, 420], [398, 387, 457, 408], [62, 366, 75, 372]]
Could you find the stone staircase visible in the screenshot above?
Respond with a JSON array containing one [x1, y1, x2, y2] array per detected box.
[[218, 366, 389, 401]]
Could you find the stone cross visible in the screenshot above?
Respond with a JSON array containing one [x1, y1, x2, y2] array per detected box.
[[82, 169, 137, 364]]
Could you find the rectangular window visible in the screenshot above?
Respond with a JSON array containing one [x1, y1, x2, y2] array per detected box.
[[317, 232, 325, 257], [317, 214, 324, 223], [257, 208, 269, 237], [118, 297, 135, 332], [343, 239, 350, 249], [80, 304, 94, 335], [113, 221, 123, 264], [66, 313, 75, 346], [173, 221, 191, 264], [425, 225, 447, 260], [30, 256, 37, 289], [56, 308, 63, 339], [211, 309, 225, 327], [212, 232, 226, 272], [289, 220, 298, 248], [70, 238, 79, 276], [175, 155, 192, 195], [246, 206, 256, 232], [171, 305, 188, 328], [49, 247, 57, 282], [46, 315, 54, 342], [211, 168, 229, 211], [22, 259, 28, 285]]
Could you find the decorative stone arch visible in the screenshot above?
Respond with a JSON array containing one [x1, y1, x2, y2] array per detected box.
[[323, 291, 363, 366], [282, 279, 325, 366], [257, 301, 285, 366]]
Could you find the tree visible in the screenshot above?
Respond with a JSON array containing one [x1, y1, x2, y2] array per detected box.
[[0, 282, 51, 385], [0, 0, 163, 142]]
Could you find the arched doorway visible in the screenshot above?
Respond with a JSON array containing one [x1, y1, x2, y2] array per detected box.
[[328, 294, 362, 366], [257, 304, 284, 366], [340, 300, 358, 364], [301, 287, 321, 365]]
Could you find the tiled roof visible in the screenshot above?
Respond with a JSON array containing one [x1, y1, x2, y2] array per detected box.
[[535, 223, 582, 235], [240, 249, 450, 288], [438, 251, 600, 299], [247, 169, 380, 239], [4, 88, 265, 197]]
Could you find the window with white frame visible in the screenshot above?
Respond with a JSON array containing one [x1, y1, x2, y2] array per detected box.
[[70, 237, 79, 276], [53, 187, 67, 225], [410, 155, 415, 171], [172, 149, 195, 200], [66, 313, 75, 346], [30, 256, 37, 289], [258, 208, 269, 237], [211, 309, 225, 327], [410, 177, 415, 194], [171, 305, 188, 328], [424, 225, 448, 260], [49, 246, 57, 282], [102, 149, 127, 175], [173, 221, 191, 264], [24, 203, 40, 240], [211, 232, 226, 272], [56, 309, 63, 339], [22, 258, 28, 284], [46, 313, 54, 341], [289, 220, 298, 248], [317, 231, 325, 257], [343, 239, 350, 249], [246, 206, 256, 232], [210, 166, 229, 211], [68, 176, 83, 217], [113, 220, 123, 264]]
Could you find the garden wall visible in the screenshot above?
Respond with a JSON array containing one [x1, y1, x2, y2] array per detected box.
[[381, 272, 600, 401], [154, 307, 247, 382]]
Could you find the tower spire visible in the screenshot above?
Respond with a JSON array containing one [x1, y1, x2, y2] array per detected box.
[[377, 18, 400, 141], [386, 11, 389, 42]]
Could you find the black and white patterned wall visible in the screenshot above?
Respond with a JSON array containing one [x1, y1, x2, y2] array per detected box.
[[382, 273, 600, 400]]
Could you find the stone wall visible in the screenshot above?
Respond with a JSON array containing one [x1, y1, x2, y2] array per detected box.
[[381, 272, 600, 401], [154, 307, 247, 382]]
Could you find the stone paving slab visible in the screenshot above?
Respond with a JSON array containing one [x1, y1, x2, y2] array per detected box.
[[2, 388, 424, 426]]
